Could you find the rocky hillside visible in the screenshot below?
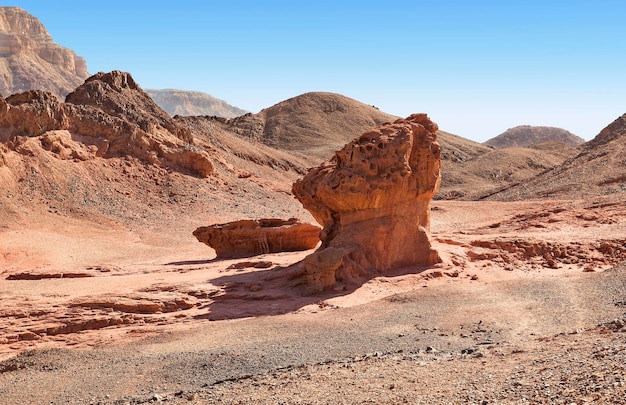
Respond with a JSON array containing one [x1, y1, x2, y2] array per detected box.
[[440, 141, 577, 200], [214, 91, 576, 200], [485, 125, 584, 148], [226, 92, 398, 161], [0, 71, 214, 179], [0, 7, 88, 99], [485, 114, 626, 200], [145, 89, 247, 118], [0, 70, 313, 231]]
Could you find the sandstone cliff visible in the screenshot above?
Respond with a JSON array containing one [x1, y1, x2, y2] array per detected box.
[[0, 7, 88, 99]]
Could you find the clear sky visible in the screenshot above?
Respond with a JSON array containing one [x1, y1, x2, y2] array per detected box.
[[8, 1, 626, 142]]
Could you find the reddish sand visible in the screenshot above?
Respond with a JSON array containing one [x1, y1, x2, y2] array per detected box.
[[2, 197, 624, 361]]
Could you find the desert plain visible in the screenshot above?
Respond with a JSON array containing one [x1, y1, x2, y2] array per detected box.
[[1, 6, 626, 404]]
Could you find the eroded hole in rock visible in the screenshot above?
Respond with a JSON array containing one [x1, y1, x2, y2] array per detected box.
[[292, 114, 442, 293]]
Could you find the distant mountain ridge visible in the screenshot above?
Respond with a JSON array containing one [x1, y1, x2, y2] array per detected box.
[[0, 7, 88, 99], [217, 91, 577, 200], [485, 125, 584, 149], [485, 114, 626, 200], [145, 89, 247, 118]]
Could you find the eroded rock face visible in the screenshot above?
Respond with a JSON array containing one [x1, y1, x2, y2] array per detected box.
[[292, 114, 442, 292], [66, 71, 193, 144], [0, 90, 69, 135], [0, 7, 89, 99], [0, 71, 213, 177], [193, 218, 321, 259]]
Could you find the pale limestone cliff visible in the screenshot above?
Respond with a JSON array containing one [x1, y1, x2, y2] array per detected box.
[[0, 7, 88, 99]]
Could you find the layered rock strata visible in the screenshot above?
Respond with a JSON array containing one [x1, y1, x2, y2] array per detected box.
[[0, 7, 89, 98], [193, 218, 321, 259], [292, 114, 442, 292], [0, 71, 213, 177]]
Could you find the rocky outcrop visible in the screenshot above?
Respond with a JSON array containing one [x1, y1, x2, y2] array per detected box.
[[292, 114, 442, 293], [0, 90, 69, 135], [66, 71, 193, 144], [0, 71, 213, 176], [0, 7, 89, 99], [193, 218, 321, 259]]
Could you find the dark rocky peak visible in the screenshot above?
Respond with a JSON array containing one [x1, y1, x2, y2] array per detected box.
[[66, 71, 192, 143]]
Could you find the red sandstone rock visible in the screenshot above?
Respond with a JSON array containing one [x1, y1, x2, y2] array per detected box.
[[0, 90, 69, 135], [0, 71, 213, 177], [66, 71, 193, 144], [193, 218, 321, 259], [292, 114, 442, 292]]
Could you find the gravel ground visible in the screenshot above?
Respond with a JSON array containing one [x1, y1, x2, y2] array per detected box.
[[0, 264, 624, 404]]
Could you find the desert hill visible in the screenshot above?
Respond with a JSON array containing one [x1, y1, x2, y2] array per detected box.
[[215, 92, 575, 199], [210, 93, 575, 200], [485, 113, 626, 200], [0, 71, 312, 232], [438, 141, 578, 200], [485, 125, 584, 148], [145, 88, 247, 118], [0, 7, 88, 99], [225, 92, 397, 161]]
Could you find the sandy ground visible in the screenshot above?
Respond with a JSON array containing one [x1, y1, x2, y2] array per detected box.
[[0, 198, 625, 403]]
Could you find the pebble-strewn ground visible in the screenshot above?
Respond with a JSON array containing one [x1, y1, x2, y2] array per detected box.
[[191, 321, 626, 405]]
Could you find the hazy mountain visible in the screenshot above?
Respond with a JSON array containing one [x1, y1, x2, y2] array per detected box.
[[484, 114, 626, 200], [145, 88, 247, 118], [485, 125, 584, 149]]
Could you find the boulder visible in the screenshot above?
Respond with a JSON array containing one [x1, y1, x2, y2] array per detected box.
[[292, 114, 442, 292], [193, 218, 321, 259]]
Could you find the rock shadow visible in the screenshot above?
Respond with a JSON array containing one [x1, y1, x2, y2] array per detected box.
[[194, 260, 435, 321], [165, 259, 218, 266]]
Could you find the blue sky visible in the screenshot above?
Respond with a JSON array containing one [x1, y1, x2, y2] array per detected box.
[[8, 1, 626, 142]]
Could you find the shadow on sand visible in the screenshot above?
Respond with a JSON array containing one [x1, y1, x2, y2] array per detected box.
[[193, 260, 434, 321], [165, 259, 218, 266]]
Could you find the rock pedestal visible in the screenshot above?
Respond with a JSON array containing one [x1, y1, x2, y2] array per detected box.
[[292, 114, 442, 292]]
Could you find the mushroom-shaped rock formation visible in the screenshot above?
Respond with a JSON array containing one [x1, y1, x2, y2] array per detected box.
[[193, 218, 321, 259], [292, 114, 442, 293]]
